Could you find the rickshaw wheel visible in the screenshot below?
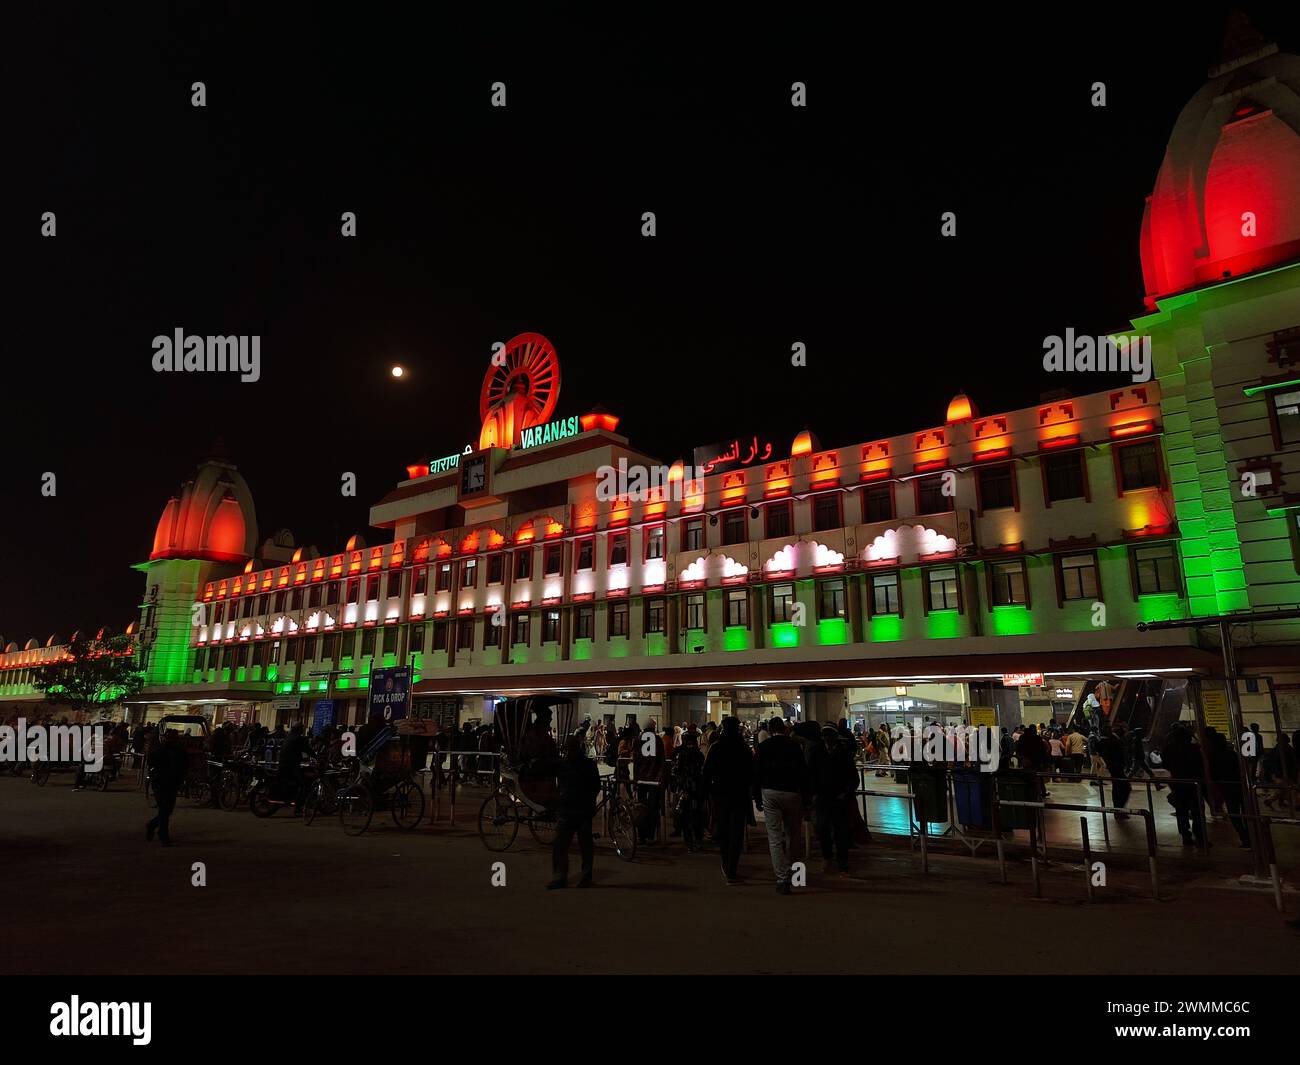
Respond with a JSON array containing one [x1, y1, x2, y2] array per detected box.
[[33, 764, 50, 787], [190, 780, 211, 807], [528, 809, 560, 847], [249, 783, 276, 818], [611, 803, 638, 862], [391, 779, 425, 830], [478, 789, 519, 851], [339, 786, 374, 836], [303, 781, 322, 825], [219, 771, 242, 810]]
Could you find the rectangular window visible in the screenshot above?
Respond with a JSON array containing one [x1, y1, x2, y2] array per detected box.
[[484, 614, 502, 647], [272, 590, 287, 613], [646, 598, 665, 634], [361, 629, 376, 657], [386, 574, 403, 600], [1268, 390, 1300, 444], [863, 484, 894, 524], [977, 464, 1015, 511], [487, 554, 505, 584], [291, 587, 303, 610], [365, 575, 380, 602], [575, 606, 594, 640], [514, 550, 532, 581], [327, 633, 341, 661], [818, 577, 846, 619], [685, 593, 706, 629], [1059, 553, 1098, 600], [542, 610, 560, 643], [457, 617, 475, 650], [770, 582, 795, 623], [765, 502, 792, 539], [346, 577, 361, 604], [1043, 452, 1086, 503], [916, 474, 954, 514], [410, 624, 426, 655], [726, 588, 749, 627], [413, 567, 429, 595], [644, 525, 665, 560], [1134, 544, 1179, 595], [871, 572, 900, 616], [609, 533, 629, 567], [989, 559, 1027, 605], [544, 543, 563, 576], [1274, 388, 1300, 444], [323, 581, 338, 604], [377, 626, 388, 657], [435, 563, 452, 592], [576, 539, 594, 570], [259, 593, 271, 615], [813, 494, 841, 532], [1117, 441, 1162, 492], [431, 621, 448, 651], [610, 600, 629, 638], [722, 510, 747, 545], [308, 584, 321, 609], [681, 519, 704, 552], [927, 567, 960, 611], [511, 612, 530, 646], [461, 558, 478, 588]]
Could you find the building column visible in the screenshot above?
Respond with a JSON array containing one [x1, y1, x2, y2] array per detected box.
[[667, 595, 680, 655], [848, 572, 866, 643]]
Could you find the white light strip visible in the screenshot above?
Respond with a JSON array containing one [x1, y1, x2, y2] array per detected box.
[[416, 666, 1196, 695]]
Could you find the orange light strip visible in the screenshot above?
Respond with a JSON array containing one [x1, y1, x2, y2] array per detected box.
[[1110, 419, 1156, 438]]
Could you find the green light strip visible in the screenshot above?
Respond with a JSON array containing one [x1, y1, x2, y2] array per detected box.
[[1243, 378, 1299, 397]]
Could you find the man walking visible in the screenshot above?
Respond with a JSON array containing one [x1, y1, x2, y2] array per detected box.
[[810, 724, 858, 876], [145, 729, 189, 847], [548, 736, 601, 889], [701, 716, 753, 885], [753, 716, 809, 895]]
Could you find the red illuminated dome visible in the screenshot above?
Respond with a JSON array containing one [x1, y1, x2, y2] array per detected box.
[[1139, 18, 1300, 310], [149, 459, 258, 563]]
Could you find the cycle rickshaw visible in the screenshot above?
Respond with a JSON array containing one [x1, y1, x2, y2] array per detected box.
[[476, 696, 639, 860], [143, 715, 213, 807], [333, 726, 425, 835]]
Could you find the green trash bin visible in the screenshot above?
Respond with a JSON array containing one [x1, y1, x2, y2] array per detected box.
[[908, 762, 948, 825], [995, 771, 1038, 830]]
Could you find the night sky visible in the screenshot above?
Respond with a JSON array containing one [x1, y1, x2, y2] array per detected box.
[[5, 3, 1298, 643]]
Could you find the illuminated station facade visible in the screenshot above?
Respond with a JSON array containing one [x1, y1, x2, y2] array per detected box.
[[2, 32, 1298, 741]]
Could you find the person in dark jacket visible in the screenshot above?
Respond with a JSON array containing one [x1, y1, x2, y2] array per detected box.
[[145, 730, 190, 846], [207, 722, 232, 807], [547, 736, 601, 889], [1205, 729, 1250, 848], [753, 717, 810, 894], [1161, 724, 1206, 846], [671, 732, 707, 851], [279, 725, 313, 813], [810, 725, 858, 875], [701, 716, 753, 884], [1097, 725, 1131, 816]]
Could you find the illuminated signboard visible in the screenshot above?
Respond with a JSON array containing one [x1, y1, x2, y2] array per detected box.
[[693, 435, 776, 475], [1002, 673, 1045, 687], [516, 415, 582, 450], [429, 445, 473, 475]]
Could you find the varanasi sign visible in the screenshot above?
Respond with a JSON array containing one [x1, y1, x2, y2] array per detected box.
[[516, 415, 582, 450]]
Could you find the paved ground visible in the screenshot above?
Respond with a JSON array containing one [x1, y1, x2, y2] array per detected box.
[[2, 774, 1297, 975]]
